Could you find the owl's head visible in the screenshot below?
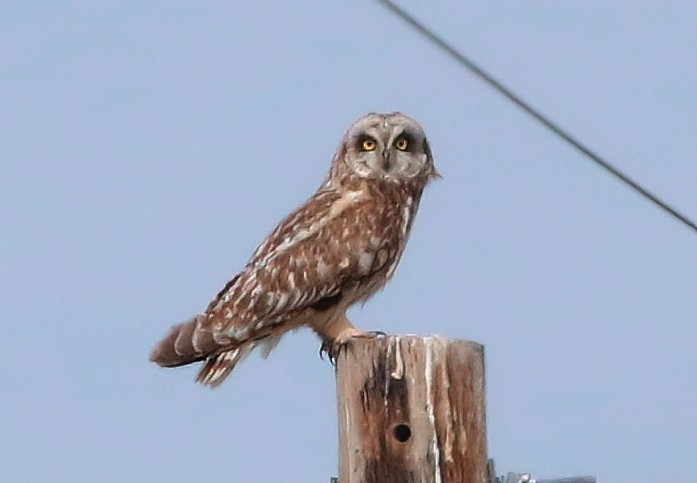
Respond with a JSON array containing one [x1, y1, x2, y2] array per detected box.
[[331, 112, 439, 185]]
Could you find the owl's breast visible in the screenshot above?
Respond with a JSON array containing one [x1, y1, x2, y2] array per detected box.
[[337, 185, 422, 306]]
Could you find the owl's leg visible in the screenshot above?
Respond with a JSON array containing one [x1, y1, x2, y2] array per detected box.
[[313, 312, 385, 363]]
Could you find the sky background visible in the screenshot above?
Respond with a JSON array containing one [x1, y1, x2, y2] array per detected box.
[[2, 1, 696, 482]]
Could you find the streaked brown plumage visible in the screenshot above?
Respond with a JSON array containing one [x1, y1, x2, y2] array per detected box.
[[150, 112, 438, 386]]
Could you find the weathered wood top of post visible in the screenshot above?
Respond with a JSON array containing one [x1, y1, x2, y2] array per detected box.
[[335, 335, 488, 483]]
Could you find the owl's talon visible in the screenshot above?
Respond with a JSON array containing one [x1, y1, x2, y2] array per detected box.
[[319, 339, 343, 365], [318, 330, 387, 365], [319, 341, 330, 361]]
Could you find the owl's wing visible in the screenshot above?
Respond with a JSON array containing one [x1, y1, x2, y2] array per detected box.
[[149, 186, 410, 385], [204, 188, 403, 344]]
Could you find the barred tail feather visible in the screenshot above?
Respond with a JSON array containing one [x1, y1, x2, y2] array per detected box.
[[149, 315, 215, 368], [196, 345, 256, 387], [150, 314, 268, 387]]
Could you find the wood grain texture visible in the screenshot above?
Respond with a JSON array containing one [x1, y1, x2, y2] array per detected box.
[[336, 335, 488, 483]]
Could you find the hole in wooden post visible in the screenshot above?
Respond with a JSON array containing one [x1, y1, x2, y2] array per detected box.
[[393, 423, 411, 442]]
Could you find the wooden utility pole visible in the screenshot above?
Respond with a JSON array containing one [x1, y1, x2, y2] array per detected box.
[[335, 335, 488, 483]]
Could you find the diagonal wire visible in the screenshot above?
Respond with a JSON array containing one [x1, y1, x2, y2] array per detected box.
[[376, 0, 697, 234]]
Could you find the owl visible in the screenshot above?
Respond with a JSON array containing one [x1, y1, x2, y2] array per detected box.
[[150, 112, 439, 386]]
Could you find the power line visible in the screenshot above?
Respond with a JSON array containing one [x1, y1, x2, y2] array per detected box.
[[376, 0, 697, 235]]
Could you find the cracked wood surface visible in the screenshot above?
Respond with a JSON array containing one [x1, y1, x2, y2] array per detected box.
[[336, 335, 488, 483]]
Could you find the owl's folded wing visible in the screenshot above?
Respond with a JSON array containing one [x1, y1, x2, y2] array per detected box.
[[205, 187, 404, 342]]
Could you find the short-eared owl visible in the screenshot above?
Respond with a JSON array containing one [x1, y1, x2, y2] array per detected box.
[[150, 112, 439, 386]]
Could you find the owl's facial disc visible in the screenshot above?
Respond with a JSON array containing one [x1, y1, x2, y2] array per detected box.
[[338, 112, 436, 183], [346, 121, 418, 179]]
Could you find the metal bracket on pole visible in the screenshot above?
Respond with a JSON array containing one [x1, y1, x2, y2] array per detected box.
[[489, 458, 596, 483], [496, 471, 596, 483]]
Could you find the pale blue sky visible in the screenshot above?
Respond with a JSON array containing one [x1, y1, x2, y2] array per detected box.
[[2, 2, 696, 482]]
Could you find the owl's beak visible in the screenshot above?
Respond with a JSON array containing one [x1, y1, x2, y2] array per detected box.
[[381, 149, 391, 171]]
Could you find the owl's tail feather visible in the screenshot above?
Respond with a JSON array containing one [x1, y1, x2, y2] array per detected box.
[[149, 315, 213, 367], [150, 315, 256, 387], [194, 331, 286, 386], [195, 345, 256, 387]]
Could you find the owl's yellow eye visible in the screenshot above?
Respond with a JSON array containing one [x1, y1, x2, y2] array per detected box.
[[395, 137, 409, 151], [361, 138, 377, 151]]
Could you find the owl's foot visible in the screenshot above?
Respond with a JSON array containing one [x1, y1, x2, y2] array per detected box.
[[319, 330, 387, 365]]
